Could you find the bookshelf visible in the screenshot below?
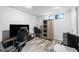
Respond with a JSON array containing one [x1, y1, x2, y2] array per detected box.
[[42, 20, 54, 41]]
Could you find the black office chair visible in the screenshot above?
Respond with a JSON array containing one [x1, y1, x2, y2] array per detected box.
[[14, 27, 29, 52], [34, 27, 42, 37]]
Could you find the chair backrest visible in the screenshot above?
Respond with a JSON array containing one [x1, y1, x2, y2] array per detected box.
[[16, 27, 29, 42], [34, 27, 41, 34]]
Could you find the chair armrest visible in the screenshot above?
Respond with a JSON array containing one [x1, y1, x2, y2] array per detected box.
[[18, 41, 26, 47], [3, 39, 14, 44], [2, 37, 16, 44]]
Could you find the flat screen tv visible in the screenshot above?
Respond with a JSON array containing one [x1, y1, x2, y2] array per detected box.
[[10, 24, 29, 38]]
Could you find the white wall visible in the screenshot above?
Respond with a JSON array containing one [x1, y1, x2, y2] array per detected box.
[[37, 10, 74, 41], [70, 7, 77, 35], [37, 16, 44, 26], [54, 7, 77, 41], [77, 7, 79, 36], [0, 6, 38, 41], [54, 11, 72, 41]]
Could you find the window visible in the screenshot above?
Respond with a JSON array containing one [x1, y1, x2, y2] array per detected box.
[[55, 14, 59, 19], [48, 15, 55, 19], [55, 13, 64, 19], [44, 15, 55, 20], [44, 13, 64, 20], [58, 13, 64, 19]]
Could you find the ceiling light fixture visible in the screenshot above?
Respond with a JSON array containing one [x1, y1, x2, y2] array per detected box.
[[24, 6, 32, 9], [54, 7, 62, 9]]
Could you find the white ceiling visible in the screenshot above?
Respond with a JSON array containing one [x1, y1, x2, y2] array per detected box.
[[9, 6, 74, 16]]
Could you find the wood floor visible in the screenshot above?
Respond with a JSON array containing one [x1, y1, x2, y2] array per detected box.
[[22, 37, 55, 52]]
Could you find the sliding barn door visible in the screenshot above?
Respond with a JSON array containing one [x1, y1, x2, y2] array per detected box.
[[47, 20, 54, 41]]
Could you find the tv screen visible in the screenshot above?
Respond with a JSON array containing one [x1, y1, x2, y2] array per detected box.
[[10, 24, 29, 38]]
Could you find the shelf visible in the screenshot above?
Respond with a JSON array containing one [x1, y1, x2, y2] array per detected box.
[[43, 28, 47, 30], [42, 36, 47, 39], [43, 24, 47, 26], [43, 26, 47, 28], [43, 32, 47, 34], [42, 20, 53, 41]]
